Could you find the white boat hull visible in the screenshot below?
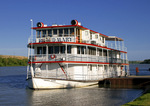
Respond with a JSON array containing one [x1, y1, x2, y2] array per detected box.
[[27, 77, 98, 89]]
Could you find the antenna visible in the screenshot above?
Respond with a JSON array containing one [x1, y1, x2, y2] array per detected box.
[[30, 19, 33, 67], [30, 19, 33, 37]]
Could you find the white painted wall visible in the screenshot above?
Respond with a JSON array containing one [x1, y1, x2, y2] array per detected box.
[[72, 45, 77, 54]]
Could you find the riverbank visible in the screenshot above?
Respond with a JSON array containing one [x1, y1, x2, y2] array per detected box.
[[129, 59, 150, 64], [0, 55, 28, 67], [123, 86, 150, 105]]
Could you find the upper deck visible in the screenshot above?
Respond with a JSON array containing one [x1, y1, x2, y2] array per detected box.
[[29, 20, 127, 52], [27, 20, 128, 65]]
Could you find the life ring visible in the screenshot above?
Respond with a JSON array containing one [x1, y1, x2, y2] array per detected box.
[[50, 55, 56, 59], [37, 22, 44, 27]]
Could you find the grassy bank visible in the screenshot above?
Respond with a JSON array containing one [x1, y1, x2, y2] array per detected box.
[[0, 55, 28, 67], [123, 89, 150, 106], [129, 61, 142, 64]]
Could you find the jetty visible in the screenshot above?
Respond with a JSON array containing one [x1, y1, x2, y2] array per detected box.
[[99, 76, 150, 89]]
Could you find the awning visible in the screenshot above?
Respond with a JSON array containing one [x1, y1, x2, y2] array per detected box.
[[105, 36, 124, 41]]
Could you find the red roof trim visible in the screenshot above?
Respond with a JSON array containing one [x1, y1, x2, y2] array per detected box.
[[28, 61, 129, 65], [32, 25, 78, 29], [29, 42, 127, 53]]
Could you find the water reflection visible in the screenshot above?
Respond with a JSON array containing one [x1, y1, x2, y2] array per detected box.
[[27, 86, 143, 106]]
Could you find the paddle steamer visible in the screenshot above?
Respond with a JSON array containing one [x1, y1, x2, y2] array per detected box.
[[26, 20, 129, 89]]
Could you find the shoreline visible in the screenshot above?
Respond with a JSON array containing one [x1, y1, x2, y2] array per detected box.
[[123, 86, 150, 105]]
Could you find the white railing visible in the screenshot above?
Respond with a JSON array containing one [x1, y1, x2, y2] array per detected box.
[[29, 54, 128, 64], [28, 35, 127, 52], [33, 69, 123, 81], [105, 41, 127, 52]]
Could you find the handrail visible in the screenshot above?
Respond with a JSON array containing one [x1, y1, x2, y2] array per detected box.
[[29, 54, 128, 64]]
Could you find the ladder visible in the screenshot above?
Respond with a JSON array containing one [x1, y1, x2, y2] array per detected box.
[[58, 63, 69, 79]]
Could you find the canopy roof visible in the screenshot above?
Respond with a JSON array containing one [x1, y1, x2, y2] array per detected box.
[[105, 36, 124, 41]]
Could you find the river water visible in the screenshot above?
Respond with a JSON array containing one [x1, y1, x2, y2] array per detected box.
[[0, 64, 150, 106]]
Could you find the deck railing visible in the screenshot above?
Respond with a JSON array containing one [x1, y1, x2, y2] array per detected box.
[[29, 54, 128, 64]]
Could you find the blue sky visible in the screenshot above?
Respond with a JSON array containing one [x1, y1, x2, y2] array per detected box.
[[0, 0, 150, 60]]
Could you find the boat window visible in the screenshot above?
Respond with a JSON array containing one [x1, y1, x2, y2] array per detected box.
[[89, 48, 91, 55], [48, 29, 52, 37], [95, 34, 98, 39], [60, 46, 65, 53], [67, 45, 71, 54], [54, 46, 59, 54], [77, 46, 80, 54], [43, 46, 46, 54], [103, 50, 107, 56], [90, 33, 92, 40], [99, 49, 102, 56], [37, 30, 41, 38], [64, 28, 68, 36], [48, 46, 53, 54], [37, 47, 42, 54], [81, 46, 85, 54], [70, 28, 74, 36], [85, 47, 87, 54], [88, 47, 96, 55], [42, 30, 46, 37], [92, 48, 96, 55], [53, 29, 57, 35], [77, 28, 80, 36], [77, 46, 85, 54], [102, 37, 104, 43], [85, 31, 88, 36], [100, 37, 102, 41], [59, 29, 63, 37], [89, 65, 92, 71]]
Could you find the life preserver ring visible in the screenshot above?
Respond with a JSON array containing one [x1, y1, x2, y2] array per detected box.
[[71, 20, 78, 25], [50, 55, 56, 59], [37, 22, 44, 27]]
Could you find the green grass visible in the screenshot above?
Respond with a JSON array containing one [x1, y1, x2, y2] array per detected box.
[[123, 90, 150, 106]]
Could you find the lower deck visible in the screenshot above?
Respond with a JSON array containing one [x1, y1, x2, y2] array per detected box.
[[27, 63, 129, 81]]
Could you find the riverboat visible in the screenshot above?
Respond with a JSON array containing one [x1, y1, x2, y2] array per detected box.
[[26, 20, 129, 89]]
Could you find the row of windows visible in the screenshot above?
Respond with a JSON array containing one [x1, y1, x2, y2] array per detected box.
[[37, 46, 71, 54], [77, 46, 107, 56], [36, 28, 75, 38], [37, 46, 107, 56], [88, 65, 106, 71], [90, 34, 105, 43]]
